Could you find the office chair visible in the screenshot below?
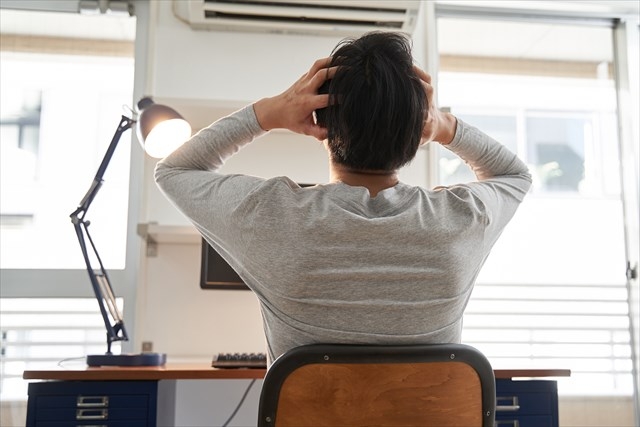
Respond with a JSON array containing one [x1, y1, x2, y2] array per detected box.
[[258, 343, 495, 427]]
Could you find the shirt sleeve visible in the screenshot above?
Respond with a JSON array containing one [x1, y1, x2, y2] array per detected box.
[[444, 119, 533, 243], [155, 104, 264, 174], [154, 104, 267, 254]]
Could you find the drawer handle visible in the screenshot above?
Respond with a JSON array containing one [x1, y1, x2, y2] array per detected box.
[[496, 421, 520, 427], [77, 396, 109, 407], [496, 396, 520, 412], [76, 409, 108, 420]]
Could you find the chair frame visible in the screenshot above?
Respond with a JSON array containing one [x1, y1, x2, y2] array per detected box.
[[258, 343, 496, 427]]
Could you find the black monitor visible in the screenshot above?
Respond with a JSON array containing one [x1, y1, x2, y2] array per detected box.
[[200, 239, 248, 290]]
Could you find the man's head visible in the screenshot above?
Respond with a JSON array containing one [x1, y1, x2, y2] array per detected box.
[[315, 32, 426, 172]]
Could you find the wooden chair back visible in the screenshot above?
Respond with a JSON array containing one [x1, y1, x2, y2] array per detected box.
[[258, 344, 495, 427]]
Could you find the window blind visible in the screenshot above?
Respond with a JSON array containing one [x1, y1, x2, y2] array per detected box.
[[463, 283, 633, 395], [0, 298, 122, 400]]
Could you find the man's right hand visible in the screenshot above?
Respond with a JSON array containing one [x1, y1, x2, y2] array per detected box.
[[253, 57, 337, 141]]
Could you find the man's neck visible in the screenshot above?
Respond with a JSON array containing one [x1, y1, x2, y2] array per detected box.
[[330, 162, 399, 198]]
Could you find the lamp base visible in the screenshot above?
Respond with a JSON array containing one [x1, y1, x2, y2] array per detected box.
[[86, 352, 167, 367]]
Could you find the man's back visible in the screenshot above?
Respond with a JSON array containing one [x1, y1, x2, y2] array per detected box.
[[239, 181, 484, 360], [155, 106, 531, 363]]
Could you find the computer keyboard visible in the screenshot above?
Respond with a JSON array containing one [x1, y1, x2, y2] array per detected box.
[[212, 352, 267, 369]]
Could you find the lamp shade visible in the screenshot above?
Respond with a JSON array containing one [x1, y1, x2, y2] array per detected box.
[[136, 97, 191, 158]]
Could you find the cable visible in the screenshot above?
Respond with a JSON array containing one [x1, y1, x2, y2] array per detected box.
[[57, 357, 86, 368], [221, 378, 257, 427]]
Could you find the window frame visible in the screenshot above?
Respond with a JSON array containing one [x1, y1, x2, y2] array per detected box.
[[426, 1, 639, 404], [0, 10, 142, 357]]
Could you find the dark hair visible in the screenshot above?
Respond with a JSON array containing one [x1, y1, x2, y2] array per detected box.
[[315, 32, 426, 171]]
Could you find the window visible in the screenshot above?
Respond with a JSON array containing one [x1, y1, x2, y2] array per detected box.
[[0, 51, 135, 269], [436, 14, 632, 396], [0, 9, 136, 407]]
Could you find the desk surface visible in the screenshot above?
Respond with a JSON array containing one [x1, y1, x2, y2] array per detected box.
[[23, 364, 570, 381]]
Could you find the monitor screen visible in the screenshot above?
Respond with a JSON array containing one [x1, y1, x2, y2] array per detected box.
[[199, 183, 316, 290], [200, 239, 247, 290]]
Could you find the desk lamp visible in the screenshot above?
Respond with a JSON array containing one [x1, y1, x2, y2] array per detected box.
[[70, 97, 191, 366]]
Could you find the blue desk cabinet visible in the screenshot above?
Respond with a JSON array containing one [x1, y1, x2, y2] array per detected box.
[[23, 364, 566, 427], [26, 380, 158, 427], [496, 378, 559, 427]]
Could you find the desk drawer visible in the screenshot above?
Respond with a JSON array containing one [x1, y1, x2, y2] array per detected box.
[[33, 421, 149, 427], [496, 415, 553, 427], [35, 394, 149, 409], [495, 379, 559, 427], [26, 381, 157, 427], [496, 392, 552, 415], [35, 406, 148, 421]]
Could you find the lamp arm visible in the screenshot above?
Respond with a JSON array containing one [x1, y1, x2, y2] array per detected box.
[[72, 116, 135, 218], [72, 221, 128, 353], [70, 115, 135, 354]]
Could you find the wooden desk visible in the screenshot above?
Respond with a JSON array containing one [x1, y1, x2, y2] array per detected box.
[[23, 363, 569, 380], [23, 363, 266, 381], [24, 365, 570, 427]]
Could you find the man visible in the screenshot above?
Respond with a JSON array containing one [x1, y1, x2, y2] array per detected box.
[[155, 32, 532, 364]]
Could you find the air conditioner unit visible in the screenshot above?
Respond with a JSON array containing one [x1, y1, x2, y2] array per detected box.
[[172, 0, 421, 36]]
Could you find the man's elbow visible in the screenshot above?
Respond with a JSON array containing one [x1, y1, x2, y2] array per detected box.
[[520, 169, 534, 193], [154, 161, 169, 187]]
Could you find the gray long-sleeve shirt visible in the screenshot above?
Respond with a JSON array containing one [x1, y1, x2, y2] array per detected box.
[[155, 105, 532, 363]]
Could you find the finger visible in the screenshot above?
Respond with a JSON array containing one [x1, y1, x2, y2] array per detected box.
[[413, 65, 431, 83], [326, 65, 338, 80], [425, 82, 434, 99], [310, 66, 339, 89], [307, 56, 332, 77], [412, 65, 431, 84], [308, 93, 330, 110]]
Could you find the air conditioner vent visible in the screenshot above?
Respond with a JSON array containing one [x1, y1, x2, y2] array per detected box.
[[203, 10, 405, 29], [174, 0, 420, 36]]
